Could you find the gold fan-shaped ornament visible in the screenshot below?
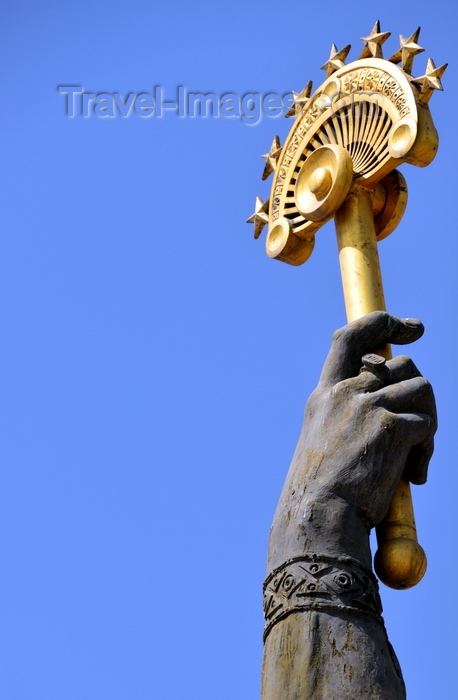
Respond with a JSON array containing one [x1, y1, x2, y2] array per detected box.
[[264, 55, 441, 265]]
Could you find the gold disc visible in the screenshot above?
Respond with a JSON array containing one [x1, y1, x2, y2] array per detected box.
[[295, 144, 354, 222]]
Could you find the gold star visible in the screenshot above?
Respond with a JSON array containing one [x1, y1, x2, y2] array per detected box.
[[261, 136, 282, 180], [246, 197, 269, 239], [285, 80, 313, 118], [359, 20, 391, 59], [411, 58, 448, 104], [389, 27, 424, 74], [321, 44, 351, 78]]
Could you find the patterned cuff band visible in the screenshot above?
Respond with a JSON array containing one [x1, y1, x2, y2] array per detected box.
[[263, 554, 383, 642]]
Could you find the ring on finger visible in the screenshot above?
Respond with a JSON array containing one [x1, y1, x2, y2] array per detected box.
[[360, 353, 390, 383]]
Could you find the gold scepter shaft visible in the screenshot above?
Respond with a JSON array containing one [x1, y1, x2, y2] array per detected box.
[[249, 29, 447, 588], [335, 185, 426, 589]]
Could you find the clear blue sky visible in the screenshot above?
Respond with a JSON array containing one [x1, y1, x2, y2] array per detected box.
[[0, 1, 456, 698]]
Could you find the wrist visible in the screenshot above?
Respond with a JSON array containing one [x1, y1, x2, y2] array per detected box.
[[268, 493, 373, 572], [263, 552, 382, 642]]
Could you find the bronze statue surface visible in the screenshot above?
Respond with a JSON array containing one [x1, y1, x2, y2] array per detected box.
[[261, 312, 436, 699]]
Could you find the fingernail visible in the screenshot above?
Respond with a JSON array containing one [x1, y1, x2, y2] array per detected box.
[[401, 318, 422, 328]]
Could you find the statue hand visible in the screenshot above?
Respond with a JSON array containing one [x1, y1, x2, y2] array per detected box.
[[263, 311, 426, 695], [296, 311, 436, 526]]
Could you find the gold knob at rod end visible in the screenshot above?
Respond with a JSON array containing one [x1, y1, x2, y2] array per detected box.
[[374, 538, 427, 590], [374, 477, 427, 589]]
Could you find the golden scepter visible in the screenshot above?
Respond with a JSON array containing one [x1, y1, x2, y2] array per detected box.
[[248, 23, 447, 589]]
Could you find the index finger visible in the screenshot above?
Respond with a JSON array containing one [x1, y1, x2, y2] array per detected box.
[[319, 311, 424, 387]]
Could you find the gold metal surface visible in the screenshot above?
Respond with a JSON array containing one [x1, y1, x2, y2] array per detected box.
[[335, 184, 427, 588], [321, 44, 352, 78], [266, 217, 315, 266], [257, 55, 440, 249], [262, 136, 282, 181], [375, 477, 427, 588], [248, 23, 447, 589], [246, 196, 269, 239], [295, 144, 353, 222], [285, 81, 313, 119], [335, 186, 386, 322], [412, 58, 448, 104], [372, 170, 408, 242], [359, 20, 391, 60], [389, 27, 424, 74]]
